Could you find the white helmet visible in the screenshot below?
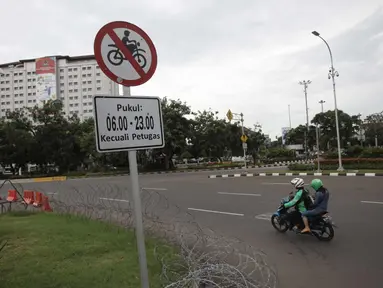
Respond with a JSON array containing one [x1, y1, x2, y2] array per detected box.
[[290, 178, 304, 189]]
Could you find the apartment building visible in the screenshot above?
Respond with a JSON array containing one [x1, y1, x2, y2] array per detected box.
[[0, 55, 119, 121]]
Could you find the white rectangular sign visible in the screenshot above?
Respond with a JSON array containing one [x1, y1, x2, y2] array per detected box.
[[93, 96, 165, 152]]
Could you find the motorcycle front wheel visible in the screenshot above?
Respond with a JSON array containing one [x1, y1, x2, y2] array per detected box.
[[271, 214, 289, 233], [312, 222, 334, 241]]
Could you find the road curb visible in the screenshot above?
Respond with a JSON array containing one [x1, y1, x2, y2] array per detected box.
[[139, 164, 288, 175], [208, 172, 383, 178]]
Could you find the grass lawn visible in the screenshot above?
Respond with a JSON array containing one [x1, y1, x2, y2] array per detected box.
[[0, 212, 182, 288]]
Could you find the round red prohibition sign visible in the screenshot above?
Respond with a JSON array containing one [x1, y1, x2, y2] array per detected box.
[[94, 21, 158, 87]]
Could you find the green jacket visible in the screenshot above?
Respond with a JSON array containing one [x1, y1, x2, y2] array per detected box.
[[284, 189, 307, 213]]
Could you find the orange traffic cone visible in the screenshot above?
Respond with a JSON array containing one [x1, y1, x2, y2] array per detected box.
[[23, 190, 35, 205], [6, 190, 18, 202], [33, 192, 43, 207], [42, 196, 53, 212]]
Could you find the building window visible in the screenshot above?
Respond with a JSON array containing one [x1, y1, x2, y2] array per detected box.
[[60, 83, 64, 86], [74, 103, 79, 107], [14, 80, 18, 83], [74, 89, 78, 92], [82, 88, 86, 92], [82, 74, 86, 78], [74, 68, 78, 71], [14, 87, 18, 90], [97, 87, 101, 91], [69, 89, 73, 93], [33, 92, 36, 95], [74, 81, 78, 85], [60, 76, 64, 80], [15, 101, 18, 104], [69, 97, 73, 100], [19, 94, 23, 97], [5, 88, 9, 91], [69, 104, 73, 107], [60, 69, 64, 73], [74, 96, 78, 100], [69, 75, 73, 79], [20, 100, 24, 104], [87, 81, 92, 84], [87, 74, 91, 77], [96, 66, 100, 69], [28, 100, 32, 103], [82, 67, 86, 70], [87, 88, 92, 91], [74, 75, 78, 78], [6, 101, 10, 105], [96, 80, 101, 83], [60, 90, 64, 94], [32, 85, 36, 89], [69, 82, 73, 86], [82, 81, 86, 85], [68, 68, 72, 72]]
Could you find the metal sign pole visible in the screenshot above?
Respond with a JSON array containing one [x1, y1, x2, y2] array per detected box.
[[123, 86, 150, 288]]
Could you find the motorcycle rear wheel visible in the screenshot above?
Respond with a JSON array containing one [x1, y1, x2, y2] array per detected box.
[[271, 214, 289, 233], [312, 223, 334, 241]]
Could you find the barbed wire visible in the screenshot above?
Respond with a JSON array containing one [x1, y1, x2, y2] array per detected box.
[[0, 180, 277, 288]]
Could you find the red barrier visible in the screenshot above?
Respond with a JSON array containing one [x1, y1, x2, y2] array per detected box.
[[6, 190, 18, 202], [42, 196, 53, 212], [23, 190, 35, 205], [33, 192, 43, 207]]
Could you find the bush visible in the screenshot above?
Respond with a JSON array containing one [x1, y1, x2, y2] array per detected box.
[[288, 158, 383, 170], [360, 147, 383, 158], [267, 148, 295, 159]]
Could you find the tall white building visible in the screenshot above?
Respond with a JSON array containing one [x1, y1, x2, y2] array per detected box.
[[0, 55, 119, 121]]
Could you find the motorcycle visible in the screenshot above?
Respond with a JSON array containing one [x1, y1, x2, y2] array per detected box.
[[271, 194, 336, 241]]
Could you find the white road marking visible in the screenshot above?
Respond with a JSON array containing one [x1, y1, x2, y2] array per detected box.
[[141, 187, 168, 191], [361, 201, 383, 205], [217, 192, 261, 197], [188, 208, 244, 217], [255, 213, 273, 221], [99, 197, 129, 203]]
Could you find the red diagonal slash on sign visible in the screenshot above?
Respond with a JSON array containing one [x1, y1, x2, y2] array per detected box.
[[107, 30, 146, 78]]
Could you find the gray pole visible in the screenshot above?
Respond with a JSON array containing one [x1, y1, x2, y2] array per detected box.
[[240, 113, 247, 169], [123, 86, 150, 288], [312, 31, 344, 171], [316, 125, 320, 172], [299, 80, 311, 161], [288, 104, 292, 128]]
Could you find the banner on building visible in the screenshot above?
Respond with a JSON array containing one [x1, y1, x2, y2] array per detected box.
[[36, 57, 57, 104], [281, 127, 291, 145]]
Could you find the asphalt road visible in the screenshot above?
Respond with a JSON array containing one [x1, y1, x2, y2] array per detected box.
[[1, 172, 382, 288]]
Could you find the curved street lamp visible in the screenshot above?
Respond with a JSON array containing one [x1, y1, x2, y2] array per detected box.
[[312, 31, 343, 171]]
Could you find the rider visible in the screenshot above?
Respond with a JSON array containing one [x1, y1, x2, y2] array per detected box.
[[283, 178, 310, 229], [300, 179, 330, 234], [122, 30, 138, 54]]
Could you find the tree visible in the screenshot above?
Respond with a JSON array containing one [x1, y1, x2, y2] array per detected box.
[[284, 124, 317, 150], [155, 97, 193, 169], [311, 110, 361, 150], [363, 112, 383, 147]]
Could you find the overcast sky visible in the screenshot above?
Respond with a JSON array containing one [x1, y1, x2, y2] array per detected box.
[[1, 0, 382, 138]]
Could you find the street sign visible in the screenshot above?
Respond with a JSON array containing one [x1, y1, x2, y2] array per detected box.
[[93, 95, 165, 152], [93, 21, 158, 87], [226, 109, 233, 121], [242, 142, 248, 149], [240, 134, 248, 142]]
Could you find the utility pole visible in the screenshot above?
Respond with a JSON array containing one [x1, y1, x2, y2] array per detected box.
[[299, 80, 311, 160], [288, 104, 292, 128]]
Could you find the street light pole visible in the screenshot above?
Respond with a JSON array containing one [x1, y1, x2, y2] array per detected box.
[[288, 104, 292, 128], [299, 80, 311, 161], [319, 100, 325, 113], [312, 31, 343, 171]]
